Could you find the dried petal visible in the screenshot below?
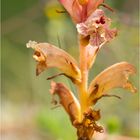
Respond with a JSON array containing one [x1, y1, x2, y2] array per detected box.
[[88, 62, 137, 105], [36, 61, 47, 76], [27, 41, 81, 83], [50, 81, 80, 122]]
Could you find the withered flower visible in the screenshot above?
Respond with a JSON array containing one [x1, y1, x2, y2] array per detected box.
[[27, 41, 81, 83], [27, 1, 137, 140], [88, 62, 137, 106]]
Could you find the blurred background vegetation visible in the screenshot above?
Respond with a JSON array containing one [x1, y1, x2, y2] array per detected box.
[[1, 0, 139, 140]]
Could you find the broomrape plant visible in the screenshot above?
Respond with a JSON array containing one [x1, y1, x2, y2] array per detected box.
[[27, 0, 137, 140]]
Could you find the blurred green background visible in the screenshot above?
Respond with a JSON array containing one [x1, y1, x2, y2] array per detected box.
[[1, 0, 139, 140]]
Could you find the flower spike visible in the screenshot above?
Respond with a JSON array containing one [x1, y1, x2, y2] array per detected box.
[[27, 1, 137, 139]]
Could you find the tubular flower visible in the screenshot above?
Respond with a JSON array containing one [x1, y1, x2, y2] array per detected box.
[[59, 0, 104, 23], [76, 9, 117, 47]]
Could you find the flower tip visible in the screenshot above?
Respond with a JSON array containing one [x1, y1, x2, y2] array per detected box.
[[26, 40, 38, 49]]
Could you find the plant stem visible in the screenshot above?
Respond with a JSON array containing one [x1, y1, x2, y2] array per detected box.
[[78, 36, 88, 122]]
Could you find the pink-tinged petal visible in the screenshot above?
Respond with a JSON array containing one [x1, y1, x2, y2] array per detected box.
[[89, 29, 105, 47], [76, 10, 105, 35], [87, 0, 104, 16], [76, 22, 88, 36], [50, 81, 80, 123], [88, 62, 137, 105], [72, 0, 83, 22], [105, 28, 117, 41], [87, 9, 105, 22], [26, 41, 81, 83]]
